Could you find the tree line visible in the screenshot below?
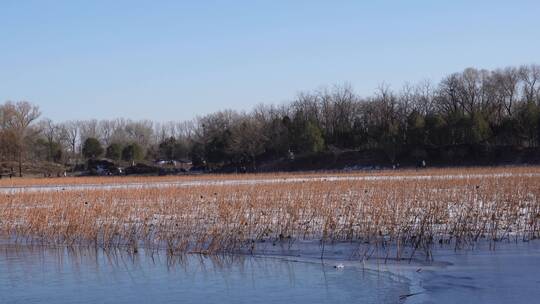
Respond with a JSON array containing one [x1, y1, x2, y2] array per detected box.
[[1, 64, 539, 175]]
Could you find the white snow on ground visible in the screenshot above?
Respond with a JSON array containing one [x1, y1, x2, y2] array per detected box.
[[1, 172, 540, 193]]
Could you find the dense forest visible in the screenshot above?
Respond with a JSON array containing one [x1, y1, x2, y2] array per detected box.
[[1, 64, 540, 175]]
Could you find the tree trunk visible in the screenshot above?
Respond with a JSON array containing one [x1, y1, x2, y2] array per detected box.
[[18, 151, 23, 177]]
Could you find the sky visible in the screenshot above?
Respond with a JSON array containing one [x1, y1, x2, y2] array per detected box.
[[1, 0, 539, 122]]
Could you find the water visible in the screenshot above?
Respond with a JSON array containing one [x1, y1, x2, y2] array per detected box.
[[0, 245, 409, 304], [409, 241, 540, 304], [3, 242, 539, 304]]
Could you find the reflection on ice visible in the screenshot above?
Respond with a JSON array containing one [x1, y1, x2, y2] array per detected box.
[[0, 244, 408, 304]]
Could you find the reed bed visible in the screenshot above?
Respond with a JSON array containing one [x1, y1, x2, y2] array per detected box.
[[1, 168, 539, 260], [2, 166, 539, 188]]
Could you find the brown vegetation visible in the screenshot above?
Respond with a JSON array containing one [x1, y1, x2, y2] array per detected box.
[[1, 167, 539, 260], [1, 166, 539, 187]]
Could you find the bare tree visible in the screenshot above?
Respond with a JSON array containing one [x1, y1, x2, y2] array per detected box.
[[486, 67, 520, 121], [228, 115, 267, 170], [79, 119, 99, 144], [36, 118, 62, 162], [3, 101, 40, 176], [58, 120, 80, 163], [520, 64, 540, 104]]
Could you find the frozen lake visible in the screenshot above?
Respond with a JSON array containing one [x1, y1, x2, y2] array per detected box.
[[0, 244, 409, 304], [407, 241, 540, 304], [1, 241, 539, 303]]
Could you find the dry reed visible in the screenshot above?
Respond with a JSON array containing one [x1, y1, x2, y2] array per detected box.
[[1, 167, 539, 260]]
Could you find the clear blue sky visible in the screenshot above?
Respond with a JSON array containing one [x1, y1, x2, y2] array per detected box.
[[1, 0, 539, 122]]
